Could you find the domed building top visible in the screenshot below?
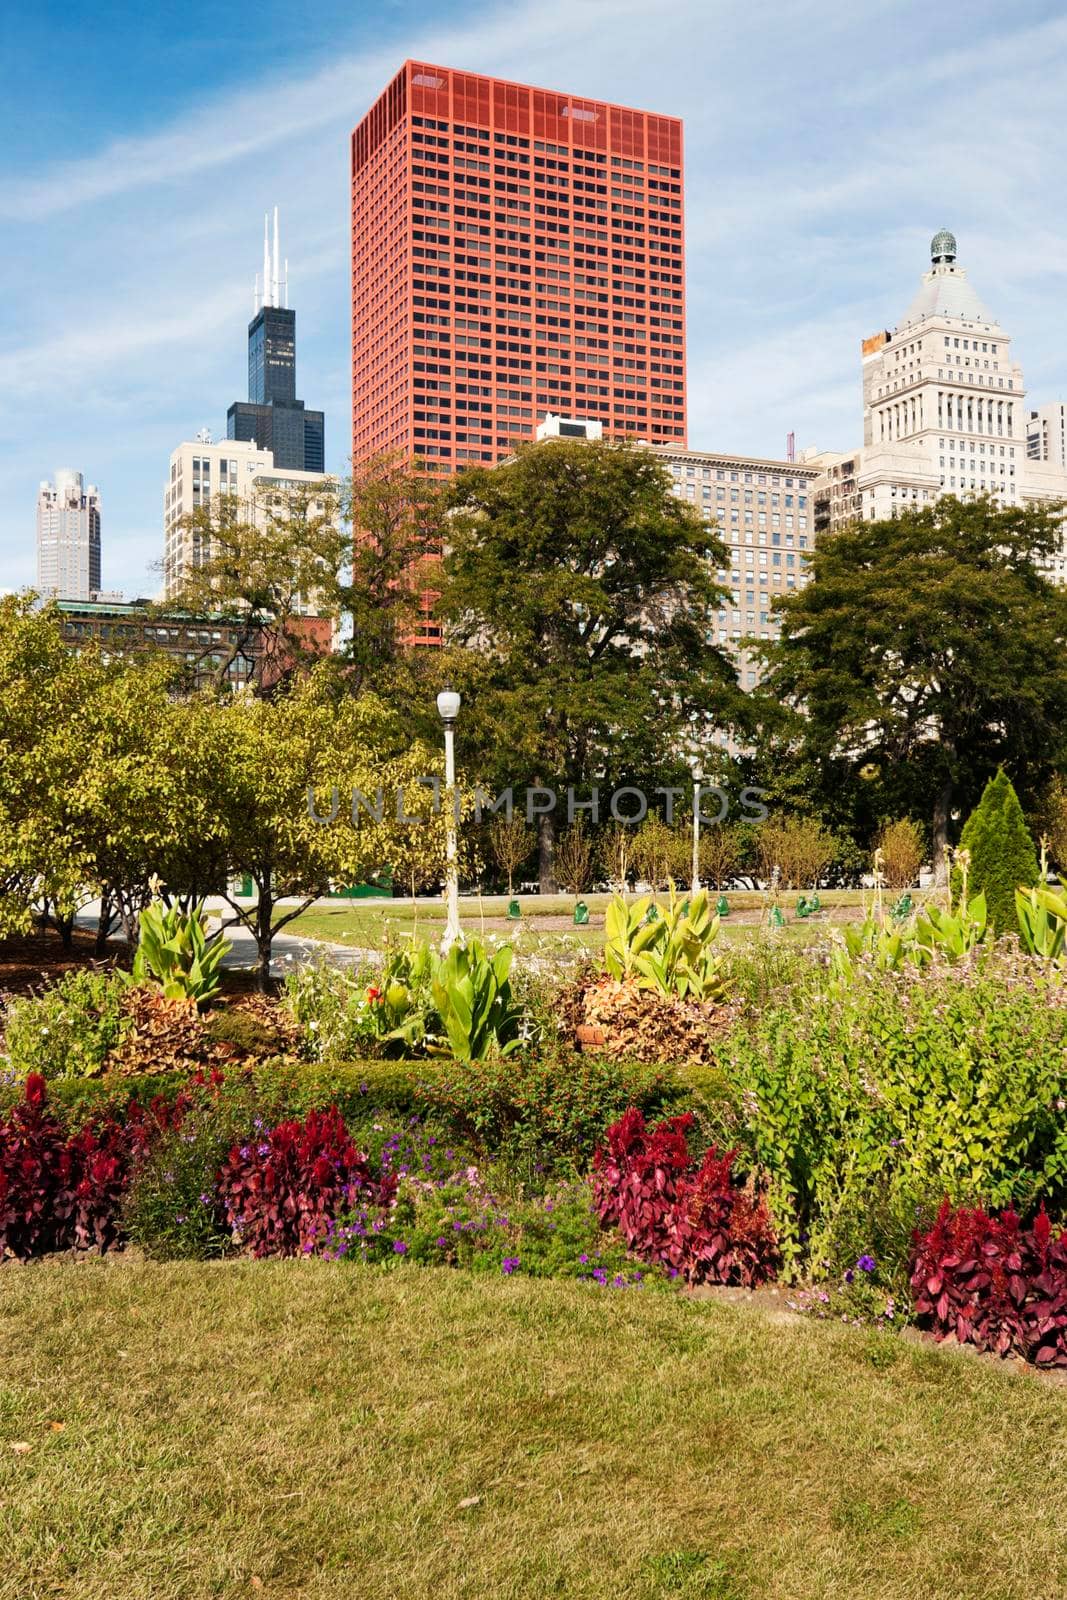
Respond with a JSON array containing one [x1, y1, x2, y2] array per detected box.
[[930, 228, 957, 264], [896, 228, 997, 330]]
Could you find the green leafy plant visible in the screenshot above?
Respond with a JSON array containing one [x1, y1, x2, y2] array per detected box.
[[129, 897, 230, 1007], [912, 891, 988, 962], [1, 968, 130, 1079], [603, 893, 663, 980], [1016, 883, 1067, 960], [429, 938, 523, 1063], [603, 888, 729, 1002], [1016, 843, 1067, 960], [718, 959, 1067, 1278]]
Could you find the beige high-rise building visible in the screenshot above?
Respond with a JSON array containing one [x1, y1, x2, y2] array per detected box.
[[648, 444, 819, 692], [809, 231, 1067, 586], [162, 433, 339, 603]]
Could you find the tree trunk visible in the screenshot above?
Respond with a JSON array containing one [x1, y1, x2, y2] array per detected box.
[[538, 810, 557, 894], [57, 912, 74, 952], [256, 889, 274, 995], [95, 888, 113, 956], [932, 775, 954, 886]]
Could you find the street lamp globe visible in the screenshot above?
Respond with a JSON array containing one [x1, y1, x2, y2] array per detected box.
[[436, 687, 461, 726]]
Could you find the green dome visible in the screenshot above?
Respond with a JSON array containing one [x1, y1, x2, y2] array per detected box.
[[931, 228, 957, 264]]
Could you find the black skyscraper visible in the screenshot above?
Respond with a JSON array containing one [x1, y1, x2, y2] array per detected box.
[[227, 211, 325, 473]]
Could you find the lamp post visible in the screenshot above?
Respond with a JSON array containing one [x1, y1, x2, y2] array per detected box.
[[436, 686, 462, 950], [691, 763, 703, 897]]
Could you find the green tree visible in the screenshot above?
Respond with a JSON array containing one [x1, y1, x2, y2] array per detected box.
[[956, 769, 1039, 935], [0, 596, 93, 938], [433, 439, 741, 888], [167, 479, 347, 690], [1036, 773, 1067, 875], [754, 496, 1067, 881], [205, 673, 458, 989], [338, 453, 444, 696]]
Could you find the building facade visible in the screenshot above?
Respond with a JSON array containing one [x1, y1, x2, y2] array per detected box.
[[162, 434, 337, 600], [56, 598, 260, 688], [809, 230, 1067, 585], [350, 61, 686, 475], [1027, 402, 1067, 469], [649, 445, 819, 690], [36, 469, 102, 600], [226, 211, 325, 473]]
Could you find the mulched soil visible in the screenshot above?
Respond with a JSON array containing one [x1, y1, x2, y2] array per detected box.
[[0, 927, 127, 999], [0, 929, 280, 1002]]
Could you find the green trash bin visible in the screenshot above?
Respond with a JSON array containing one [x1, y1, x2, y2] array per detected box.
[[715, 894, 730, 918], [769, 904, 787, 928], [796, 895, 812, 920], [890, 892, 913, 923], [507, 899, 522, 920], [573, 900, 589, 926]]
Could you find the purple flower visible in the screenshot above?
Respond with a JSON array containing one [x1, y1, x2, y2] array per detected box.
[[502, 1256, 520, 1275], [844, 1269, 854, 1285], [175, 1215, 186, 1224], [199, 1193, 211, 1206], [592, 1268, 607, 1284], [436, 1236, 448, 1249], [393, 1240, 408, 1255], [612, 1275, 626, 1288], [857, 1254, 877, 1274], [578, 1253, 589, 1264]]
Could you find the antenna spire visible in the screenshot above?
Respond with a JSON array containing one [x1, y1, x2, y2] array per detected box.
[[262, 214, 271, 308], [283, 257, 288, 309], [272, 206, 280, 309]]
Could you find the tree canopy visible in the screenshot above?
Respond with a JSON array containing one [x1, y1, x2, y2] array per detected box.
[[432, 439, 742, 886], [752, 496, 1067, 879]]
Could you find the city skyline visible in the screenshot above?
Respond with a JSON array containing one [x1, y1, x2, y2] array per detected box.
[[3, 0, 1067, 595]]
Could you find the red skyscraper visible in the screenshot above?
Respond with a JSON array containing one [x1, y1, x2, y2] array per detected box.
[[351, 62, 686, 475]]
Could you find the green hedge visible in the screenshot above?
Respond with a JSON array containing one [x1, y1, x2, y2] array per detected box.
[[0, 1053, 730, 1170]]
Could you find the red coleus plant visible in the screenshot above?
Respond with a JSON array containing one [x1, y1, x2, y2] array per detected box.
[[592, 1108, 778, 1286], [216, 1105, 394, 1258], [663, 1145, 781, 1289], [911, 1199, 1067, 1367], [0, 1074, 154, 1259]]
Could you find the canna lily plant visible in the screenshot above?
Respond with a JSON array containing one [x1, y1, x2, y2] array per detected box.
[[604, 887, 730, 1003]]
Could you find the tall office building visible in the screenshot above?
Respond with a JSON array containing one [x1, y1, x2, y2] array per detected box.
[[350, 61, 686, 474], [807, 230, 1067, 587], [36, 469, 101, 599], [227, 210, 325, 473]]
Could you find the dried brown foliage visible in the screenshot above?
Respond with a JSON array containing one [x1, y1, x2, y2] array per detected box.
[[576, 976, 741, 1066]]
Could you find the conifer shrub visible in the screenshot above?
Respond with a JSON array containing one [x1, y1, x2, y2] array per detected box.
[[955, 769, 1039, 934]]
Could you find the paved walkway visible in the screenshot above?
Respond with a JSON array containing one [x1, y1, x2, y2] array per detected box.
[[74, 897, 381, 982]]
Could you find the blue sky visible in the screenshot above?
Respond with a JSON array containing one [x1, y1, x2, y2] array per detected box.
[[3, 0, 1067, 596]]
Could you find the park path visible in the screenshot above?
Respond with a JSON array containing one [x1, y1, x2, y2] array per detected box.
[[74, 896, 380, 982]]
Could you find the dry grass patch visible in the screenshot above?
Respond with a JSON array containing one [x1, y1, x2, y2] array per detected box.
[[0, 1262, 1064, 1599]]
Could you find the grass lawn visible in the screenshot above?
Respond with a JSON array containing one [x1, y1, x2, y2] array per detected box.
[[1, 1263, 1064, 1600], [286, 889, 885, 955]]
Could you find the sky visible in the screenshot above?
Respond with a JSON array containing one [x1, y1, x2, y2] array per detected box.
[[2, 0, 1067, 597]]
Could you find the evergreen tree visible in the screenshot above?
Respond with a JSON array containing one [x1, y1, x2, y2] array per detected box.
[[956, 769, 1039, 934]]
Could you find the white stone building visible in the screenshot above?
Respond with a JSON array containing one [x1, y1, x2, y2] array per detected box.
[[809, 231, 1067, 586]]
